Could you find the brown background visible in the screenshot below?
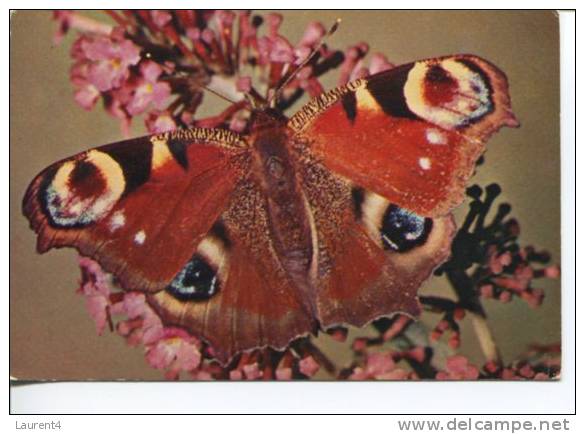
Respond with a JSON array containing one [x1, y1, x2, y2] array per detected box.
[[10, 11, 560, 380]]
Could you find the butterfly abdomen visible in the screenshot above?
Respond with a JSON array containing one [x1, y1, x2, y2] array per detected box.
[[251, 118, 314, 279]]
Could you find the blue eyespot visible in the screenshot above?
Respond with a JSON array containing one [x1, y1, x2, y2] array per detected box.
[[166, 255, 219, 301], [381, 205, 433, 252]]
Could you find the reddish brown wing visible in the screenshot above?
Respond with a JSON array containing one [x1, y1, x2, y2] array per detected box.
[[297, 151, 455, 328], [290, 54, 518, 218], [290, 54, 517, 328], [147, 179, 317, 365], [22, 128, 247, 291]]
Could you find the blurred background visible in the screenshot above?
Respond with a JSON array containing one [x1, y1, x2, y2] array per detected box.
[[10, 10, 560, 380]]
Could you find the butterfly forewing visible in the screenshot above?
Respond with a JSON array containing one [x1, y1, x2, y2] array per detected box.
[[23, 128, 248, 291], [290, 54, 518, 218]]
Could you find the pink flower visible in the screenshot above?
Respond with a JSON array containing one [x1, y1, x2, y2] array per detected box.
[[488, 247, 513, 274], [229, 370, 243, 380], [299, 356, 320, 377], [229, 116, 247, 133], [403, 347, 426, 364], [326, 326, 348, 342], [242, 363, 263, 380], [436, 355, 480, 380], [376, 368, 411, 380], [229, 360, 264, 380], [73, 84, 100, 110], [258, 35, 295, 64], [53, 10, 74, 45], [70, 47, 101, 110], [77, 35, 141, 92], [382, 315, 411, 341], [115, 292, 165, 345], [77, 257, 116, 335], [236, 76, 252, 93], [145, 329, 202, 380], [274, 351, 294, 380], [349, 352, 412, 380], [102, 86, 133, 135], [275, 367, 293, 380], [298, 22, 326, 48], [126, 61, 171, 115], [338, 42, 369, 85], [145, 111, 177, 133], [150, 10, 172, 29], [192, 370, 214, 380], [368, 53, 394, 74]]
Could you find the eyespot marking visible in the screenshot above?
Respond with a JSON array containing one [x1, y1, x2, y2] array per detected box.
[[365, 63, 419, 120], [381, 205, 433, 252], [166, 255, 219, 301], [165, 233, 230, 302], [357, 191, 433, 252], [41, 150, 125, 228], [403, 58, 494, 129]]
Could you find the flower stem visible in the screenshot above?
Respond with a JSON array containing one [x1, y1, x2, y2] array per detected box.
[[469, 312, 501, 363], [68, 12, 113, 35], [447, 269, 502, 365]]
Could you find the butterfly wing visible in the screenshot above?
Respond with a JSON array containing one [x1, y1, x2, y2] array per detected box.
[[147, 179, 317, 364], [290, 54, 518, 217], [297, 151, 455, 328], [23, 128, 247, 291], [291, 54, 516, 327]]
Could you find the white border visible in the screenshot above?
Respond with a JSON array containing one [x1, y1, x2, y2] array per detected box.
[[5, 5, 577, 417]]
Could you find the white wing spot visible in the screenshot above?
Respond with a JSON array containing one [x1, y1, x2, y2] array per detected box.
[[426, 128, 447, 145], [134, 230, 146, 245], [109, 211, 126, 232], [419, 157, 432, 170]]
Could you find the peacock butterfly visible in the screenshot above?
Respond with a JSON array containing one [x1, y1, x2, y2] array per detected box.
[[22, 53, 518, 365]]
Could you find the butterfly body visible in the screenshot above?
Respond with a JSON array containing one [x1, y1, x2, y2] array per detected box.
[[23, 54, 518, 364], [248, 111, 315, 283]]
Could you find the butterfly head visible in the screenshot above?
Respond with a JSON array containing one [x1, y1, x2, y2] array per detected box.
[[248, 106, 288, 132]]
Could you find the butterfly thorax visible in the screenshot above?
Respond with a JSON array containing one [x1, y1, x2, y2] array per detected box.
[[249, 109, 314, 280]]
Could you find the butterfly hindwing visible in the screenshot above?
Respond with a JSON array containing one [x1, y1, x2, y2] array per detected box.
[[147, 179, 317, 364], [23, 128, 248, 291], [290, 54, 518, 218], [296, 150, 455, 328]]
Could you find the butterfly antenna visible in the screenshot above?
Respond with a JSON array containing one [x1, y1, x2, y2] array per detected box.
[[202, 85, 242, 106], [201, 84, 259, 116], [269, 18, 342, 107]]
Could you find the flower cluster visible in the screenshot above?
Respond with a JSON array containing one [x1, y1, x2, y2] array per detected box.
[[460, 184, 561, 308], [79, 256, 327, 380], [483, 344, 561, 380], [345, 351, 420, 380], [416, 184, 560, 354], [436, 356, 480, 380], [335, 184, 561, 381], [54, 10, 393, 138]]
